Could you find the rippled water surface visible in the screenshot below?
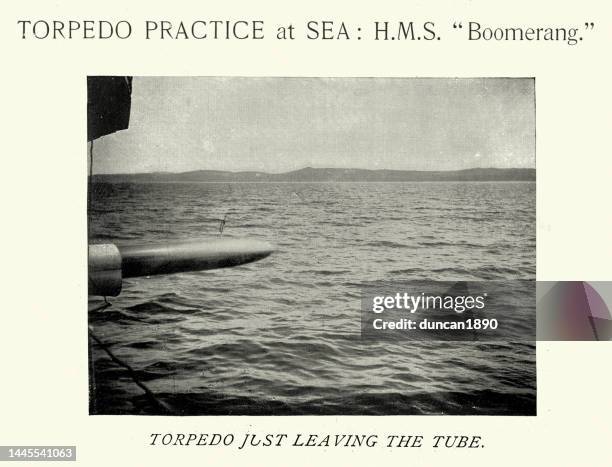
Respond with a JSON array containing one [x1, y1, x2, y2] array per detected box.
[[89, 182, 536, 415]]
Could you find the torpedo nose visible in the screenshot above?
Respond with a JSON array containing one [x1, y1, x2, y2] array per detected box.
[[118, 238, 275, 278]]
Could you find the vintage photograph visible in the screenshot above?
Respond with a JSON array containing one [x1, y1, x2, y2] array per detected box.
[[88, 77, 536, 415]]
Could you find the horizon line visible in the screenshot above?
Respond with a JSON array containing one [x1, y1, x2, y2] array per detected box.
[[92, 166, 536, 176]]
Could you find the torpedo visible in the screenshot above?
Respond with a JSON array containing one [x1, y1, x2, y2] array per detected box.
[[88, 238, 274, 297]]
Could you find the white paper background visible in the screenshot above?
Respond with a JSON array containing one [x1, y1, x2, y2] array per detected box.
[[1, 0, 611, 465]]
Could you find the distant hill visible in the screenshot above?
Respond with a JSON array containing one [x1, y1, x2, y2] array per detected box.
[[92, 167, 536, 183]]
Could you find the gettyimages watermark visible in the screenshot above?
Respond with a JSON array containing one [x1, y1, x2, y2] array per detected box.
[[361, 280, 535, 342], [361, 281, 612, 342]]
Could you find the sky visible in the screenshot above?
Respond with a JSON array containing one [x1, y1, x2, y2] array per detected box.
[[92, 77, 535, 174]]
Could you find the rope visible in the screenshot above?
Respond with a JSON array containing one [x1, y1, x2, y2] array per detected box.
[[88, 324, 173, 414], [87, 140, 173, 414]]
